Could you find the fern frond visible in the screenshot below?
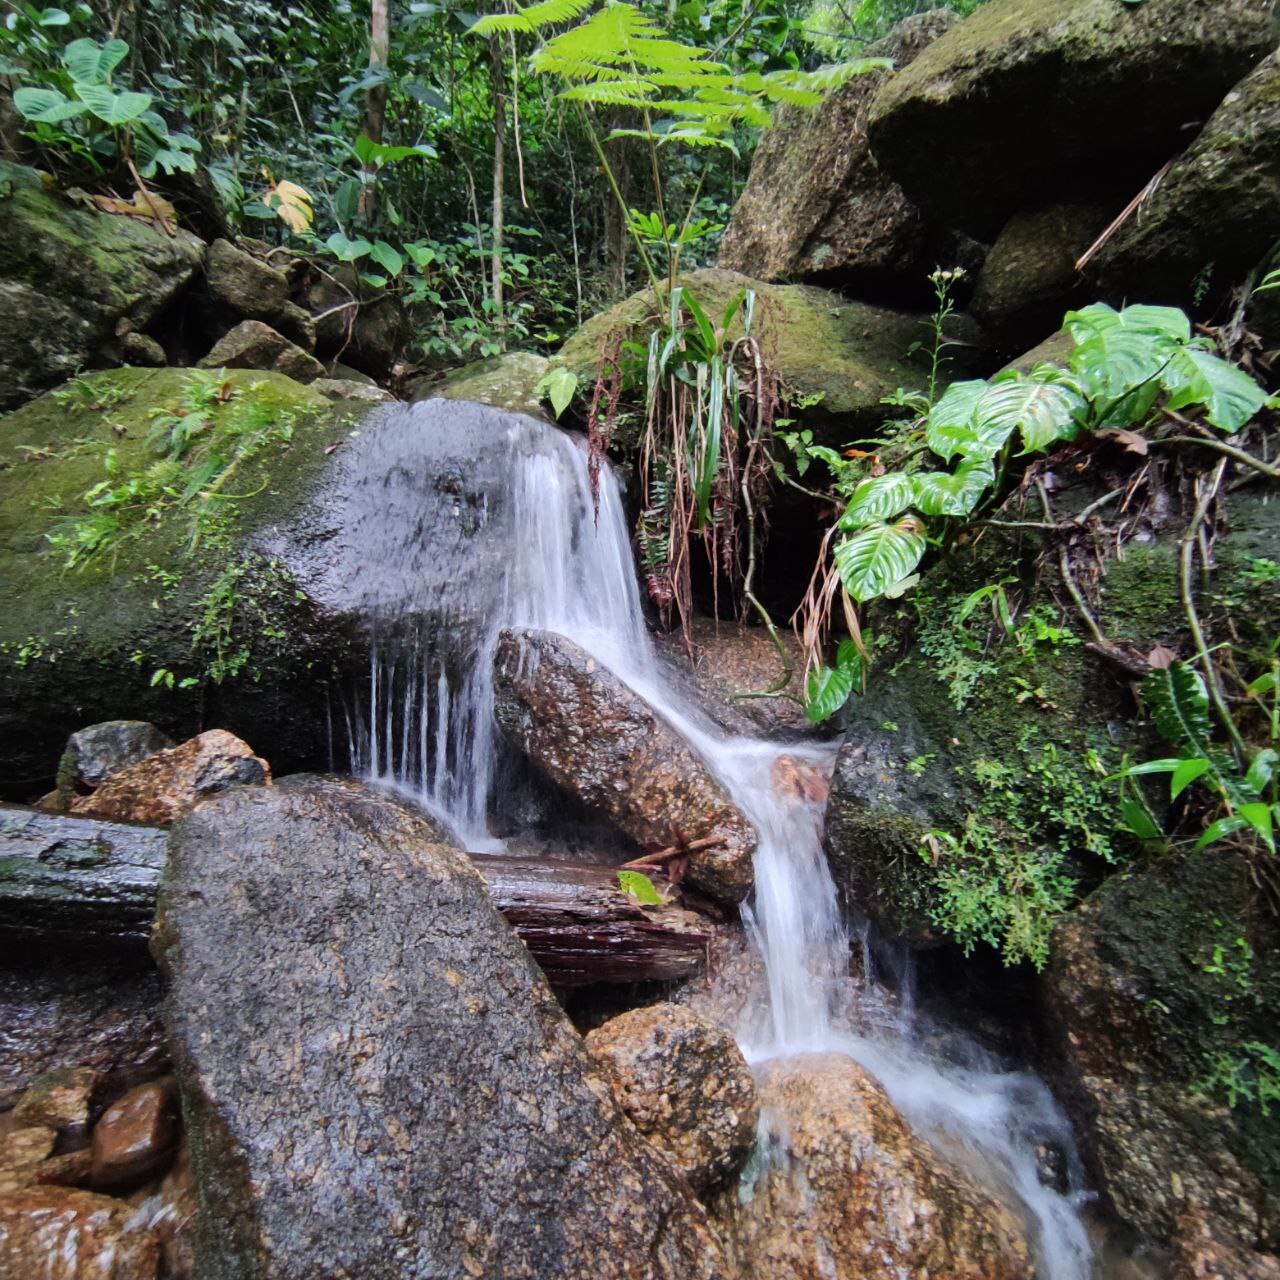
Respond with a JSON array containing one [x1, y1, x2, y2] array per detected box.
[[471, 0, 597, 37], [559, 78, 656, 106]]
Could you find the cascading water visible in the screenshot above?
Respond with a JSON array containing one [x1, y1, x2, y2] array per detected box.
[[340, 400, 1096, 1278]]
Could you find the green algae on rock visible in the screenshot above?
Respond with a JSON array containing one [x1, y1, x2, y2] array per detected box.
[[0, 366, 366, 792], [555, 267, 967, 446], [0, 182, 205, 409], [865, 0, 1276, 233]]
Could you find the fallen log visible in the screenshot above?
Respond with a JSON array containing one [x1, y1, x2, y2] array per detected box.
[[0, 804, 708, 986]]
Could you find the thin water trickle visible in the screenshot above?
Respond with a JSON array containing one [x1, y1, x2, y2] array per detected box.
[[347, 400, 1095, 1279]]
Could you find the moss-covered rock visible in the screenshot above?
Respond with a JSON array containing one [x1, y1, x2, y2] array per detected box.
[[1044, 850, 1280, 1251], [556, 267, 976, 445], [823, 488, 1280, 962], [865, 0, 1276, 234], [0, 367, 368, 793], [1090, 51, 1280, 306], [719, 12, 960, 287], [423, 351, 551, 417], [0, 182, 205, 409]]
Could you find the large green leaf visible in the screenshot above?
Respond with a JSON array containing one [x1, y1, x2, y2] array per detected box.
[[804, 661, 856, 724], [833, 517, 926, 603], [1069, 326, 1171, 406], [1145, 662, 1211, 755], [12, 87, 86, 123], [980, 375, 1085, 453], [1162, 346, 1267, 432], [1064, 301, 1190, 346], [369, 240, 405, 277], [925, 379, 986, 462], [76, 84, 152, 125], [536, 367, 579, 418], [839, 472, 915, 527], [63, 36, 129, 85], [910, 458, 994, 517]]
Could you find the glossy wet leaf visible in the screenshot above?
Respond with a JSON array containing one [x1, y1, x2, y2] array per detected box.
[[833, 516, 926, 603]]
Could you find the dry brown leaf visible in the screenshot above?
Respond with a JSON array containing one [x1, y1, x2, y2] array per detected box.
[[88, 188, 178, 226], [1146, 644, 1177, 669], [261, 175, 314, 234], [1098, 427, 1149, 456]]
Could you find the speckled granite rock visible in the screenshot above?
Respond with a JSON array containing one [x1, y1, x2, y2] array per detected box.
[[494, 627, 757, 903], [153, 777, 732, 1280], [715, 1053, 1032, 1279], [70, 729, 269, 825], [0, 1186, 162, 1279], [586, 1003, 758, 1194]]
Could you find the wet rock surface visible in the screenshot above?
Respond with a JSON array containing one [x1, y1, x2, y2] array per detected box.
[[11, 1066, 98, 1138], [865, 0, 1275, 234], [494, 627, 758, 903], [719, 11, 960, 287], [1044, 849, 1280, 1251], [154, 776, 731, 1279], [57, 721, 175, 798], [89, 1080, 179, 1190], [585, 1003, 758, 1194], [716, 1053, 1033, 1280], [0, 1185, 163, 1279], [69, 729, 270, 825], [0, 960, 165, 1110]]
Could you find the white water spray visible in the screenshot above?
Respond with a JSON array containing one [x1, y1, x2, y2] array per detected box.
[[346, 401, 1095, 1279]]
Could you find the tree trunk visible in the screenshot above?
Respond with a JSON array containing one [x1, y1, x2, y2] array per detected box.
[[489, 34, 507, 343], [357, 0, 391, 226], [0, 805, 709, 986]]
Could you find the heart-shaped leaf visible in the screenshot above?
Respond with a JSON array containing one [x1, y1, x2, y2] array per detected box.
[[834, 516, 927, 603], [911, 458, 994, 517], [840, 472, 915, 527]]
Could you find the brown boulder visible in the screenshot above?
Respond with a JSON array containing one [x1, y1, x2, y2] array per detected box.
[[716, 1053, 1032, 1279], [89, 1080, 178, 1189], [70, 729, 269, 825], [204, 238, 289, 321], [0, 1186, 162, 1279], [720, 11, 960, 285], [493, 627, 757, 903], [197, 319, 324, 383], [586, 1004, 758, 1194], [1171, 1208, 1280, 1280]]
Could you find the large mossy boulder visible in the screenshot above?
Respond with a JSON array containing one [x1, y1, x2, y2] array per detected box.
[[423, 350, 551, 417], [824, 487, 1280, 959], [556, 268, 976, 444], [1044, 850, 1280, 1255], [155, 777, 732, 1280], [0, 366, 363, 794], [719, 11, 961, 288], [1090, 50, 1280, 305], [0, 182, 205, 408], [865, 0, 1276, 234]]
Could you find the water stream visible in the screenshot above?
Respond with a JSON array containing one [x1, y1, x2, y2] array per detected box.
[[341, 401, 1096, 1278]]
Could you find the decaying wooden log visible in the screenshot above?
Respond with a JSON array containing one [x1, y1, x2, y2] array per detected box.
[[0, 805, 708, 986]]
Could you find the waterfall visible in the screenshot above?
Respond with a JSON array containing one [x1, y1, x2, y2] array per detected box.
[[342, 400, 1095, 1279]]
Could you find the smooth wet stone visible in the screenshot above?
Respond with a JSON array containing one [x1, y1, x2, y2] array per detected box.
[[59, 721, 175, 795], [716, 1053, 1033, 1280], [154, 777, 731, 1280], [70, 729, 269, 826], [494, 627, 757, 903], [0, 1186, 163, 1280], [586, 1003, 758, 1195], [0, 961, 166, 1110], [90, 1080, 178, 1190]]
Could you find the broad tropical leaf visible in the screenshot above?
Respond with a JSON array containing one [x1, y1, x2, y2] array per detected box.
[[833, 516, 927, 603], [264, 179, 314, 234], [13, 87, 86, 123], [63, 36, 129, 85], [1064, 302, 1191, 346], [1069, 326, 1171, 406], [911, 458, 995, 517], [978, 375, 1085, 453], [537, 367, 579, 418], [840, 472, 915, 526], [925, 380, 986, 461], [369, 240, 405, 276], [75, 85, 152, 126], [804, 661, 856, 725], [1162, 345, 1267, 432]]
